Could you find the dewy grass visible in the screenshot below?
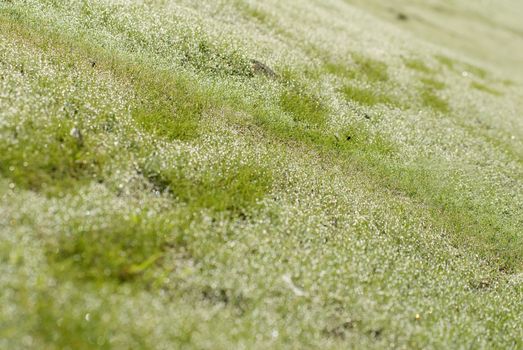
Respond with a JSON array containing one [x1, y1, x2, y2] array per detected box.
[[435, 54, 457, 69], [234, 1, 272, 25], [367, 158, 523, 271], [0, 113, 107, 195], [50, 211, 177, 283], [1, 0, 523, 349], [130, 72, 206, 141], [470, 81, 503, 96], [421, 77, 446, 90], [404, 58, 433, 74], [279, 88, 329, 126], [324, 54, 389, 83], [341, 85, 398, 107], [351, 54, 390, 82], [178, 35, 253, 78], [140, 158, 273, 214], [435, 54, 489, 79], [420, 88, 450, 114]]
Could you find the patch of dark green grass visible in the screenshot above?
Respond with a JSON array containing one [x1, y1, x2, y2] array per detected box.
[[341, 85, 398, 107], [279, 89, 329, 126], [178, 35, 253, 78], [351, 54, 389, 82], [50, 212, 179, 283], [324, 61, 357, 80], [435, 54, 456, 69], [31, 289, 117, 349], [470, 81, 502, 96], [324, 54, 389, 83], [463, 63, 488, 79], [131, 72, 207, 141], [500, 79, 515, 87], [0, 118, 106, 195], [421, 77, 446, 90], [420, 88, 450, 114], [234, 1, 271, 25], [141, 160, 273, 215], [404, 58, 433, 74], [133, 106, 200, 141]]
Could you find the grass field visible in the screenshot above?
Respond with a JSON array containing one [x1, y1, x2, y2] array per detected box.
[[1, 0, 522, 348]]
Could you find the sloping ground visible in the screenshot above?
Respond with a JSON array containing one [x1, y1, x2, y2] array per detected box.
[[0, 0, 522, 348], [346, 0, 523, 82]]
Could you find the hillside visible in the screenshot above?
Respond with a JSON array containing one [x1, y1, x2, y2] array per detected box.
[[1, 0, 522, 348]]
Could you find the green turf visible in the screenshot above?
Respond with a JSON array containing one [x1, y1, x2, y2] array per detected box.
[[1, 0, 523, 349]]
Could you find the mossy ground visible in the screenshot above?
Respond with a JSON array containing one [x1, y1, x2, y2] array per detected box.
[[1, 0, 523, 349]]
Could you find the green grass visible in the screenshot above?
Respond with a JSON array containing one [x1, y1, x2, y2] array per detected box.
[[341, 85, 398, 107], [1, 0, 523, 349], [421, 77, 446, 90], [471, 81, 503, 96], [325, 54, 389, 82], [351, 54, 390, 82], [404, 58, 433, 74], [435, 54, 457, 69], [279, 88, 329, 126], [50, 211, 176, 283], [420, 88, 450, 114], [0, 111, 107, 195], [140, 159, 273, 214]]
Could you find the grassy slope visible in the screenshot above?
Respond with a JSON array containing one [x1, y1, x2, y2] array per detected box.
[[0, 0, 522, 348]]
